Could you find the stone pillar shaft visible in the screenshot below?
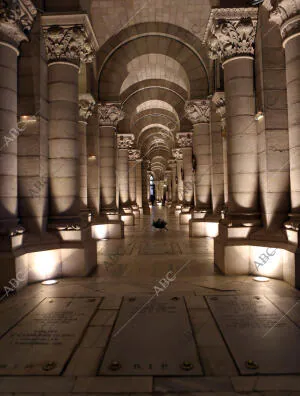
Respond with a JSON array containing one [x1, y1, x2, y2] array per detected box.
[[98, 103, 125, 215], [48, 62, 80, 222], [79, 120, 88, 209], [118, 149, 129, 206], [170, 163, 177, 205], [0, 43, 19, 234], [99, 126, 117, 211], [211, 93, 225, 214], [87, 111, 100, 216], [129, 161, 137, 204], [285, 36, 300, 214], [79, 94, 95, 213], [193, 124, 211, 210], [176, 159, 183, 203], [142, 161, 150, 214], [224, 58, 258, 214], [185, 100, 212, 211], [182, 147, 193, 205], [136, 160, 142, 210]]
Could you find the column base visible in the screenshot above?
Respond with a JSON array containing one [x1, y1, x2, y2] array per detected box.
[[179, 206, 192, 225], [91, 212, 124, 240], [214, 222, 300, 289], [166, 200, 173, 208], [131, 204, 140, 219], [0, 227, 98, 297], [120, 207, 135, 226], [284, 214, 300, 246], [175, 204, 182, 216], [189, 211, 220, 238]]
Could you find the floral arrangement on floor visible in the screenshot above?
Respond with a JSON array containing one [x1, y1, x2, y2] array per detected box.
[[152, 218, 168, 230]]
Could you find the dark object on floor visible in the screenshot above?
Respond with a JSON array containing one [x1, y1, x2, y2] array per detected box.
[[152, 218, 168, 230]]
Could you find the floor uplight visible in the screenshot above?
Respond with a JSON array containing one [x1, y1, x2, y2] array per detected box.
[[252, 276, 269, 282], [41, 279, 59, 285]]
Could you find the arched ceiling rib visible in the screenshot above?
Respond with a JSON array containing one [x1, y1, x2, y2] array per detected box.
[[95, 21, 211, 179], [121, 54, 190, 94]]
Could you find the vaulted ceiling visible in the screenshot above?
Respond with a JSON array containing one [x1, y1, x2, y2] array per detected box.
[[89, 1, 214, 179]]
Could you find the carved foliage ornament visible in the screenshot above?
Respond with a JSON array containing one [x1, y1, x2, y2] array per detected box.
[[0, 0, 36, 44], [128, 149, 141, 161], [79, 94, 95, 121], [43, 25, 95, 63], [185, 100, 210, 124], [172, 148, 183, 160], [117, 134, 134, 149], [176, 133, 192, 148], [208, 15, 257, 62], [269, 0, 300, 41], [98, 103, 125, 127]]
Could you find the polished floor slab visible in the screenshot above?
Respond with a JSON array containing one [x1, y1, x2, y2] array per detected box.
[[0, 207, 300, 393], [99, 296, 203, 376]]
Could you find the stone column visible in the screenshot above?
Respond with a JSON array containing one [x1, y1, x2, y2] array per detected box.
[[205, 8, 260, 273], [147, 171, 151, 202], [177, 133, 193, 208], [129, 149, 140, 218], [142, 160, 150, 214], [172, 149, 183, 211], [206, 8, 259, 227], [176, 133, 193, 225], [165, 170, 172, 203], [117, 134, 135, 225], [98, 103, 125, 218], [169, 160, 177, 207], [212, 92, 226, 215], [79, 94, 95, 215], [0, 1, 36, 237], [269, 2, 300, 238], [185, 100, 212, 214], [117, 134, 134, 207], [136, 158, 143, 213], [43, 20, 96, 228], [87, 110, 100, 218]]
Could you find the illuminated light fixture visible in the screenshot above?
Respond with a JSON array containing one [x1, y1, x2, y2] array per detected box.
[[41, 279, 59, 285], [88, 155, 96, 160], [20, 115, 37, 122], [255, 111, 264, 121], [252, 276, 269, 282]]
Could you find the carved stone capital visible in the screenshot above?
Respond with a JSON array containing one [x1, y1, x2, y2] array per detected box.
[[172, 148, 183, 160], [117, 134, 134, 149], [176, 133, 192, 148], [204, 8, 258, 63], [79, 93, 95, 121], [185, 100, 211, 124], [269, 0, 300, 44], [43, 25, 95, 64], [0, 0, 37, 46], [128, 149, 141, 161], [98, 103, 125, 127]]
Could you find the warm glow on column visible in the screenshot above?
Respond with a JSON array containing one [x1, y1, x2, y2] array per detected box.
[[251, 246, 283, 278], [92, 224, 108, 240], [30, 250, 60, 281]]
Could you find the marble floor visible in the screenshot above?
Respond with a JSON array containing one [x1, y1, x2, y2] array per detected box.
[[0, 207, 300, 395]]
